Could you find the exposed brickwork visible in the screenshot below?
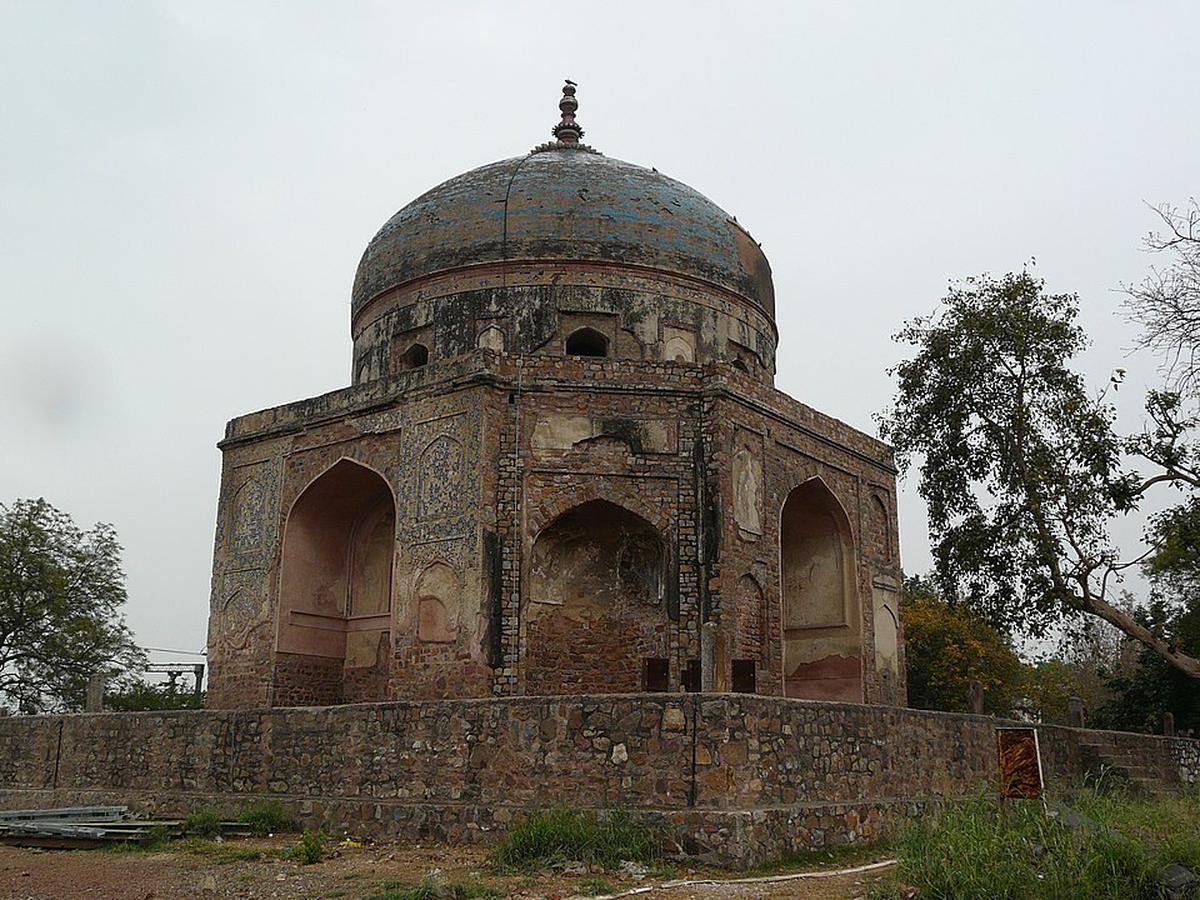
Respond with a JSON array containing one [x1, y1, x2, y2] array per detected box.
[[202, 124, 908, 710], [271, 654, 342, 707], [206, 350, 905, 708], [1, 696, 1196, 866]]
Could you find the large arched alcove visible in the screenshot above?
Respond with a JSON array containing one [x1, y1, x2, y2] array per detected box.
[[524, 499, 668, 694], [779, 479, 863, 701], [276, 459, 395, 702]]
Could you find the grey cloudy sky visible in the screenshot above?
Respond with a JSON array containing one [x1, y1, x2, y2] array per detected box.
[[2, 1, 1197, 665]]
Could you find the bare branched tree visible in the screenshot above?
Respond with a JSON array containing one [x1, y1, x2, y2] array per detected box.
[[1125, 199, 1200, 394]]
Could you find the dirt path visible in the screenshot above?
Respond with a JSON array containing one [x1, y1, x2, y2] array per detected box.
[[0, 839, 894, 899]]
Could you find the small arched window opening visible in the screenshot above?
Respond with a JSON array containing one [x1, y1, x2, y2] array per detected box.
[[732, 356, 751, 374], [399, 342, 429, 370], [565, 327, 609, 358]]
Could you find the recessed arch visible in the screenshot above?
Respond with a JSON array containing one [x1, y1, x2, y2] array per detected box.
[[870, 493, 893, 562], [415, 560, 461, 644], [276, 458, 396, 702], [565, 327, 609, 358], [477, 324, 506, 352], [524, 499, 668, 693], [778, 477, 863, 701], [663, 334, 694, 363]]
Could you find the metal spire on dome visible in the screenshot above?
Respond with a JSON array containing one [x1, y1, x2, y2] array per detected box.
[[551, 79, 583, 143], [532, 80, 599, 154]]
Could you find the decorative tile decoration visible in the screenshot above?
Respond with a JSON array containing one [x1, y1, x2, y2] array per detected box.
[[418, 434, 466, 520]]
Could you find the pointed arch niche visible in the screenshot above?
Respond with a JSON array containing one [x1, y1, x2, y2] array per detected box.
[[276, 459, 395, 699], [524, 499, 668, 694], [779, 478, 863, 702]]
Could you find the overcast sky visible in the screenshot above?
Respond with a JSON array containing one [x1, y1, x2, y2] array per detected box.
[[2, 1, 1197, 667]]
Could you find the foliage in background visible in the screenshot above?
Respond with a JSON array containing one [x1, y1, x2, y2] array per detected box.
[[872, 791, 1200, 900], [1016, 657, 1089, 724], [901, 576, 1023, 715], [0, 498, 145, 713], [488, 808, 661, 873], [1092, 600, 1200, 735], [1086, 495, 1200, 733], [105, 679, 205, 712], [902, 563, 1195, 734], [878, 270, 1200, 678]]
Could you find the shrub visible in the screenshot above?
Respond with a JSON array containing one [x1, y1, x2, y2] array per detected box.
[[237, 800, 295, 836], [182, 807, 223, 838], [488, 808, 661, 872], [291, 829, 327, 865]]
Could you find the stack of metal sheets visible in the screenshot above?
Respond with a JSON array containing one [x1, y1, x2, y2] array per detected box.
[[0, 806, 166, 847]]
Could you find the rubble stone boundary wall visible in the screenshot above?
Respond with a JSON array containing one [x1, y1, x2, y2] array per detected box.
[[1, 695, 1196, 865]]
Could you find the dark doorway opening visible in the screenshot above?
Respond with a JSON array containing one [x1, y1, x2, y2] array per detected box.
[[732, 659, 757, 694], [643, 657, 669, 692]]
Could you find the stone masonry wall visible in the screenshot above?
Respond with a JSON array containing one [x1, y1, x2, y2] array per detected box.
[[1, 695, 1196, 866]]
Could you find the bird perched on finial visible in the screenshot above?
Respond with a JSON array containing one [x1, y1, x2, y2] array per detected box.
[[552, 79, 583, 143]]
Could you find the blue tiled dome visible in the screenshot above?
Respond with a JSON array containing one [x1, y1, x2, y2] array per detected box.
[[351, 148, 774, 319]]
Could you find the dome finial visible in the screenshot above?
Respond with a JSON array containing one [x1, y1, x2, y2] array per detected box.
[[531, 80, 598, 153], [551, 79, 583, 143]]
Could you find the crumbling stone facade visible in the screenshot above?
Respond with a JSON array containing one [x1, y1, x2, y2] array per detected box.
[[205, 85, 906, 709]]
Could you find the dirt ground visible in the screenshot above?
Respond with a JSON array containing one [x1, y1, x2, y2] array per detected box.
[[0, 838, 895, 900]]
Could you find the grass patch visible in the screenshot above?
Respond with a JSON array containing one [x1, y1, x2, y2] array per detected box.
[[871, 791, 1200, 899], [237, 799, 295, 836], [1073, 788, 1200, 873], [99, 824, 174, 853], [366, 875, 502, 899], [746, 839, 894, 876], [488, 808, 662, 873], [579, 876, 617, 895], [182, 806, 223, 838], [176, 837, 281, 863]]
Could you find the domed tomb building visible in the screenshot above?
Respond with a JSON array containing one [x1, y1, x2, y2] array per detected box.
[[205, 84, 906, 708]]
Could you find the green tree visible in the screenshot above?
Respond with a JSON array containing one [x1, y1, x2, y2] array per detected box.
[[1090, 499, 1200, 733], [104, 678, 205, 712], [1091, 601, 1200, 735], [879, 270, 1200, 678], [902, 576, 1024, 715], [0, 498, 144, 713]]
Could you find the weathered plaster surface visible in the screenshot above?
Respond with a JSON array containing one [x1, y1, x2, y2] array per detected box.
[[205, 350, 905, 708]]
